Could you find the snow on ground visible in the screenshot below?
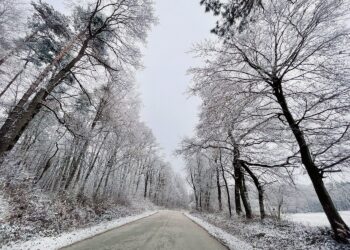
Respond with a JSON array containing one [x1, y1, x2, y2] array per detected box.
[[190, 212, 349, 250], [287, 211, 350, 227], [0, 194, 9, 221], [1, 211, 158, 250], [184, 212, 253, 250]]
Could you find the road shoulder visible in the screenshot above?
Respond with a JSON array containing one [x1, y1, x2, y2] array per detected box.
[[1, 211, 158, 250], [184, 212, 253, 250]]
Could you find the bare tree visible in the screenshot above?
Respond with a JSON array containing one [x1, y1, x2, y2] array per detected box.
[[0, 0, 156, 158], [194, 0, 350, 242]]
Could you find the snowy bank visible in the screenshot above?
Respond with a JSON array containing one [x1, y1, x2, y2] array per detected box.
[[189, 212, 349, 250], [184, 212, 253, 250], [1, 211, 157, 250], [287, 211, 350, 227]]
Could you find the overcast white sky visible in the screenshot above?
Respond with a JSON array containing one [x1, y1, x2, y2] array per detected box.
[[136, 0, 215, 174], [45, 0, 215, 174]]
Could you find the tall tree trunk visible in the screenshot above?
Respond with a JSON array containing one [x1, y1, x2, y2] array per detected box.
[[101, 151, 117, 198], [216, 163, 222, 211], [219, 150, 232, 217], [273, 79, 350, 242], [277, 196, 283, 221], [229, 133, 243, 216], [190, 172, 199, 210], [135, 171, 141, 194], [148, 172, 153, 198], [93, 150, 116, 201], [234, 165, 242, 216], [204, 182, 211, 211], [64, 141, 86, 190], [72, 97, 108, 189], [134, 161, 146, 195], [59, 146, 76, 190], [102, 164, 114, 198], [79, 133, 109, 194], [241, 162, 265, 219], [36, 143, 59, 183], [240, 172, 252, 219], [93, 166, 108, 201], [144, 172, 149, 198], [0, 36, 90, 159]]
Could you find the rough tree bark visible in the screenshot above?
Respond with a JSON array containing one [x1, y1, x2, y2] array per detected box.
[[190, 171, 199, 210], [240, 172, 252, 219], [233, 145, 242, 216], [144, 171, 149, 198], [219, 149, 232, 217], [241, 161, 265, 219], [216, 162, 222, 211]]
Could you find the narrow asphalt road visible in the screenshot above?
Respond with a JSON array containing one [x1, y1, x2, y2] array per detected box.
[[61, 210, 227, 250]]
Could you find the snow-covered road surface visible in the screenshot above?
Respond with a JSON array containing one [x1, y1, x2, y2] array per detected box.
[[62, 210, 228, 250]]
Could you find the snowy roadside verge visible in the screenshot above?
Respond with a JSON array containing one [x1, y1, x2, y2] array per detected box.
[[1, 210, 158, 250], [184, 212, 253, 250], [287, 211, 350, 227]]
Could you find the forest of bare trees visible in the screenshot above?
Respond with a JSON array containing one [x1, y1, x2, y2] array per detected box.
[[179, 0, 350, 243], [1, 0, 350, 248], [0, 0, 187, 212]]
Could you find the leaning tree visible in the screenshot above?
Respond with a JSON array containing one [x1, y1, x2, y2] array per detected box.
[[0, 0, 155, 158], [199, 0, 350, 242]]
